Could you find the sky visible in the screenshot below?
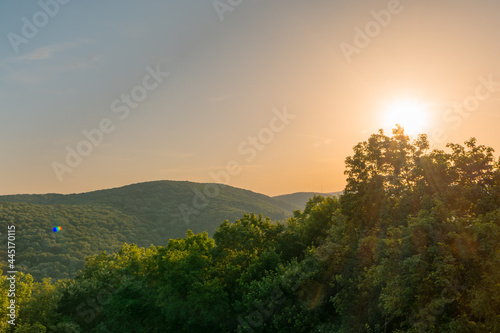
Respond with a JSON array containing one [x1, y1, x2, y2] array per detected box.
[[1, 0, 500, 196]]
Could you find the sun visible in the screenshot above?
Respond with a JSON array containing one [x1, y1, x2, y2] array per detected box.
[[382, 98, 429, 136]]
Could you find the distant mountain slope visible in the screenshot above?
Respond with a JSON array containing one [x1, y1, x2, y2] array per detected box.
[[0, 181, 296, 280], [0, 202, 135, 280], [0, 181, 296, 242], [273, 191, 342, 210]]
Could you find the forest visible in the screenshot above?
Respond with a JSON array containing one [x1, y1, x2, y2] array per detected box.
[[1, 127, 500, 332], [0, 181, 295, 281]]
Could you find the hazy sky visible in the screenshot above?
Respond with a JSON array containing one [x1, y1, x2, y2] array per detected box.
[[1, 0, 500, 196]]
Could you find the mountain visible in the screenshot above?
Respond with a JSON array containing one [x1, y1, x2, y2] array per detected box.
[[0, 180, 296, 280], [273, 191, 342, 210]]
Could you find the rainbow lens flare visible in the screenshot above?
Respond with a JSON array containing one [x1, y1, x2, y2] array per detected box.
[[53, 226, 62, 232]]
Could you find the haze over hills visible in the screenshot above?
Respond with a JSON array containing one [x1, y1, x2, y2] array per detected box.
[[0, 180, 312, 280], [273, 191, 342, 210]]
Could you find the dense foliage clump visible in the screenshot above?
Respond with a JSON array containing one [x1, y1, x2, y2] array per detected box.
[[2, 128, 500, 332]]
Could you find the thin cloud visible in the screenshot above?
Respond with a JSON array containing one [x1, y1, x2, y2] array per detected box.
[[2, 50, 101, 86], [18, 47, 53, 60], [62, 55, 102, 70], [302, 134, 333, 147], [15, 42, 77, 61], [6, 39, 96, 62]]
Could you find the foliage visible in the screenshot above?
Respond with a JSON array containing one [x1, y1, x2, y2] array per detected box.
[[0, 182, 295, 281], [2, 129, 500, 332], [0, 181, 295, 247], [0, 203, 135, 281]]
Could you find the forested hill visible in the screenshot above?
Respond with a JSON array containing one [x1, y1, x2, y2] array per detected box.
[[0, 203, 135, 281], [0, 181, 296, 240], [0, 181, 295, 280], [273, 191, 342, 210]]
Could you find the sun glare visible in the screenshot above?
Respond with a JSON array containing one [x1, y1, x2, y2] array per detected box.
[[382, 99, 429, 136]]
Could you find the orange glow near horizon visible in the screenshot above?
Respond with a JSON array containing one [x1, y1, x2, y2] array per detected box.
[[1, 2, 500, 197]]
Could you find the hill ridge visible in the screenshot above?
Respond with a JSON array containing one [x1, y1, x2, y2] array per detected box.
[[0, 180, 297, 280]]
